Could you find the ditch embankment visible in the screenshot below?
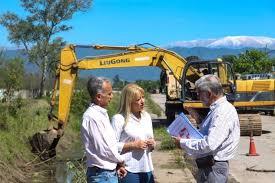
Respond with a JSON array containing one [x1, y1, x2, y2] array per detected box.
[[0, 98, 82, 182]]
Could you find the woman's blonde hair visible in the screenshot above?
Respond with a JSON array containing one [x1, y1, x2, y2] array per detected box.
[[117, 83, 145, 126]]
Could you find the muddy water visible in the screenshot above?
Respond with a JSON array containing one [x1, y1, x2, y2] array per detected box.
[[56, 141, 84, 182], [45, 141, 85, 183], [54, 161, 74, 183]]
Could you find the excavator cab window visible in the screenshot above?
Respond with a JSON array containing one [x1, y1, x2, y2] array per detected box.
[[181, 60, 236, 102]]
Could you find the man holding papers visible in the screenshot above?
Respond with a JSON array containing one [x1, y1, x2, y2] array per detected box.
[[173, 74, 240, 183]]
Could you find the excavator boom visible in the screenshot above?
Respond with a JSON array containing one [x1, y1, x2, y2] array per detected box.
[[57, 44, 200, 126]]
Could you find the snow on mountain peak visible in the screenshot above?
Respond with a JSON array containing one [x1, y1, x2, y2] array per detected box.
[[167, 36, 275, 49]]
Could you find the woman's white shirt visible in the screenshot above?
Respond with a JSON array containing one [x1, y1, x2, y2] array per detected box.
[[111, 112, 154, 173]]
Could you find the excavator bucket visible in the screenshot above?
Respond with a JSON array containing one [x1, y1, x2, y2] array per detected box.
[[29, 128, 61, 160]]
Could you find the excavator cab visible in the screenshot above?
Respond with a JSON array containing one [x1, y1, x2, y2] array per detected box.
[[164, 59, 236, 123], [181, 60, 236, 103]]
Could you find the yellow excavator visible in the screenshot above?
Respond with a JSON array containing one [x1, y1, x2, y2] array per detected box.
[[161, 65, 274, 137], [30, 43, 275, 159]]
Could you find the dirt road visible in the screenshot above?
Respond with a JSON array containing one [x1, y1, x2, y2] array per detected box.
[[152, 147, 196, 183], [150, 94, 275, 183], [230, 115, 275, 183]]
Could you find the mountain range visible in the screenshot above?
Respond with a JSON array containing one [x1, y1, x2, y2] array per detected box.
[[2, 36, 275, 81], [166, 36, 275, 49]]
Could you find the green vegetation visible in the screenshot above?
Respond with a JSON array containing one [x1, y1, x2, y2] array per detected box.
[[112, 75, 160, 92], [67, 161, 86, 183], [0, 99, 49, 182], [222, 49, 273, 74], [71, 90, 90, 119], [112, 74, 129, 90], [136, 80, 160, 93], [107, 93, 121, 118], [145, 93, 163, 117], [0, 99, 48, 162], [154, 127, 176, 150], [0, 58, 24, 102], [154, 127, 188, 171], [0, 0, 92, 97], [173, 150, 186, 168], [0, 95, 84, 182]]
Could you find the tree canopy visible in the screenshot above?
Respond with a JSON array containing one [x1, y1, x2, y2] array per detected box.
[[222, 49, 273, 74], [112, 74, 128, 90], [0, 0, 92, 97], [0, 57, 25, 102]]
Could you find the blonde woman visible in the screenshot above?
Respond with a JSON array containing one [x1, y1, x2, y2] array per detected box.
[[111, 84, 156, 183]]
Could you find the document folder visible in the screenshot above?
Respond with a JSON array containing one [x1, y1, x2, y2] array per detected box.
[[167, 112, 203, 139]]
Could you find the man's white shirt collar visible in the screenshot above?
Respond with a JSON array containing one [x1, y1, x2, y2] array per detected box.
[[210, 96, 227, 111], [90, 103, 107, 114]]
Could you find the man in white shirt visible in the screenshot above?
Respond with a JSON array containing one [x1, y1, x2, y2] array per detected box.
[[81, 75, 126, 183], [174, 74, 240, 183]]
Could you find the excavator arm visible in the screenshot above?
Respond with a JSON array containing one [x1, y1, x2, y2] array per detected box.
[[56, 44, 200, 127]]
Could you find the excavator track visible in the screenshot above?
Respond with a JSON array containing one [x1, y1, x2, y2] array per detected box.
[[238, 114, 262, 136]]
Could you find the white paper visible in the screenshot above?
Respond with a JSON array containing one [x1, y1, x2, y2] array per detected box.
[[167, 112, 203, 139]]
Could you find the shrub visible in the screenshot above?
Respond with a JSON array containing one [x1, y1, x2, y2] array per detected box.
[[154, 127, 176, 150]]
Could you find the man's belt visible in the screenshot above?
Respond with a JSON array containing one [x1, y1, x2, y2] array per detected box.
[[88, 166, 116, 173]]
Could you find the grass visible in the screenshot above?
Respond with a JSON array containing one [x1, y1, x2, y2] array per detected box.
[[173, 149, 187, 168], [0, 97, 83, 182], [0, 99, 51, 182], [107, 93, 121, 118], [0, 99, 49, 163], [154, 126, 176, 150], [66, 160, 87, 183], [145, 93, 163, 117], [154, 127, 188, 171]]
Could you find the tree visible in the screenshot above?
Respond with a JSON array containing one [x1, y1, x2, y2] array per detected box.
[[222, 55, 237, 64], [112, 74, 124, 90], [1, 58, 25, 102], [0, 0, 92, 97], [221, 50, 273, 75], [270, 57, 275, 69], [222, 55, 238, 76], [185, 55, 200, 62], [0, 49, 5, 88], [136, 80, 160, 93], [233, 49, 272, 74]]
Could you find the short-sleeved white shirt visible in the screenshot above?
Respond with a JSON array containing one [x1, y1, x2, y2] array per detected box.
[[111, 111, 154, 173]]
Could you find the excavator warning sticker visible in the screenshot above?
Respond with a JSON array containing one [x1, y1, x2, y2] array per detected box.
[[63, 79, 72, 85], [134, 56, 150, 61]]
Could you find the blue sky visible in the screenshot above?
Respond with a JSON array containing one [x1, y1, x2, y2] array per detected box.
[[0, 0, 275, 48]]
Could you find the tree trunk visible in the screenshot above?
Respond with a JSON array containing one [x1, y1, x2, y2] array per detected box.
[[39, 56, 48, 98]]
